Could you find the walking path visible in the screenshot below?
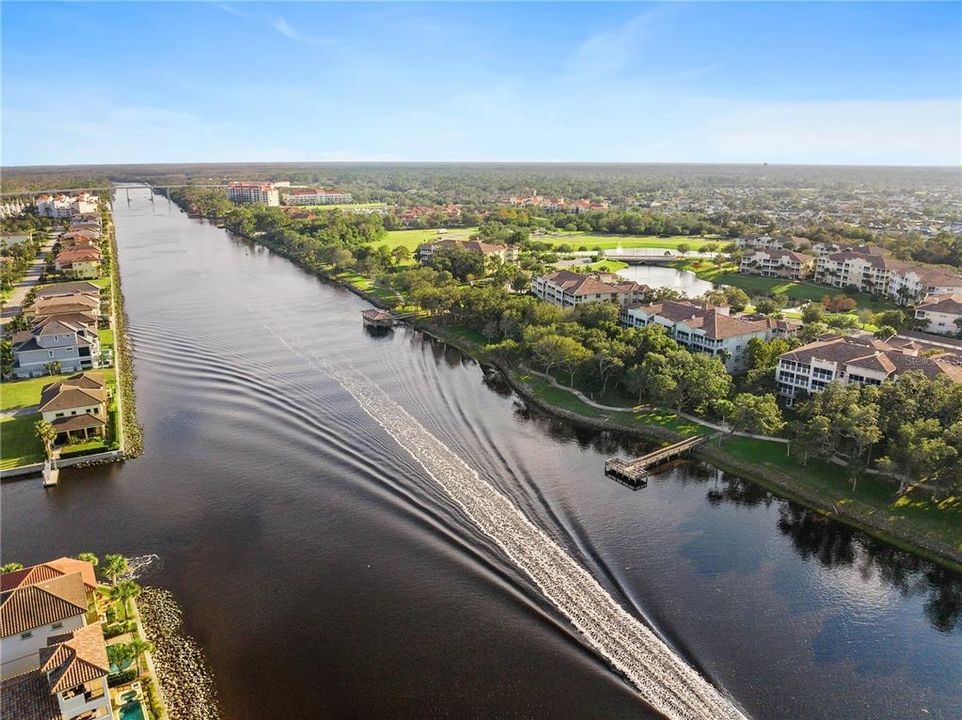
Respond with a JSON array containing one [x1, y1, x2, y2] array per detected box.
[[523, 368, 789, 444], [1, 232, 56, 326]]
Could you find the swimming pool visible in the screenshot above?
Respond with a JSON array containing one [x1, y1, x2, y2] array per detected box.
[[119, 700, 146, 720]]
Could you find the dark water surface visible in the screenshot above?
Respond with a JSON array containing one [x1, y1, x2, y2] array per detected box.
[[3, 190, 960, 719]]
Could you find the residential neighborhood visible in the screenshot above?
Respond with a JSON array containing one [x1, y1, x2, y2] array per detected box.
[[0, 555, 165, 720], [532, 269, 649, 307], [1, 194, 122, 473]]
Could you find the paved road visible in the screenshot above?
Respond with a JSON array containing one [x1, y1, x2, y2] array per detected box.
[[1, 233, 56, 326]]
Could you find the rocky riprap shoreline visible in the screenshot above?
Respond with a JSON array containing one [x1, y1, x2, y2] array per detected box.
[[139, 587, 222, 720]]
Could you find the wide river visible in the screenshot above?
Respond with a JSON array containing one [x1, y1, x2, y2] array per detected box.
[[3, 190, 960, 719]]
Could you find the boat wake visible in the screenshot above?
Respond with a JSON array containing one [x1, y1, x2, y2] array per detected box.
[[261, 320, 746, 719]]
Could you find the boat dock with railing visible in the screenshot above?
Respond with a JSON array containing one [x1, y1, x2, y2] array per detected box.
[[605, 435, 709, 486]]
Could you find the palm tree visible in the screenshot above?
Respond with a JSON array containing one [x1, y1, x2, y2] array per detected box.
[[108, 579, 141, 621], [43, 360, 62, 376], [1, 562, 24, 574], [127, 637, 155, 676], [107, 642, 134, 671], [76, 552, 99, 567], [101, 554, 129, 586], [34, 419, 57, 459]]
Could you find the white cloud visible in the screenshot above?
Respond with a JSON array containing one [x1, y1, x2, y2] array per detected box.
[[564, 9, 668, 78], [272, 16, 327, 46]]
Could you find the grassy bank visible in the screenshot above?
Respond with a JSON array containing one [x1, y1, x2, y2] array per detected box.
[[415, 317, 962, 569], [382, 227, 479, 251]]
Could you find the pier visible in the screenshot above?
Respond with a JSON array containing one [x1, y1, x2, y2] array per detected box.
[[605, 435, 709, 486]]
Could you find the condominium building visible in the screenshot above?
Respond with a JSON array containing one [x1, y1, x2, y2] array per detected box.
[[283, 189, 353, 205], [620, 300, 795, 372], [739, 249, 816, 280], [775, 335, 962, 403], [226, 182, 280, 206], [532, 270, 649, 307], [35, 193, 99, 218], [914, 294, 962, 336], [814, 250, 962, 305]]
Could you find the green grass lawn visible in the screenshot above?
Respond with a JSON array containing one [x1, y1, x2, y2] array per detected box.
[[719, 435, 962, 550], [382, 227, 480, 252], [536, 232, 718, 252], [523, 375, 710, 437], [579, 259, 629, 272], [98, 328, 114, 352], [0, 414, 44, 468], [674, 260, 899, 310], [0, 374, 75, 412]]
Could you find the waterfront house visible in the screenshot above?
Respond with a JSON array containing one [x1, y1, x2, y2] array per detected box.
[[532, 270, 650, 307], [60, 230, 101, 247], [28, 292, 101, 320], [55, 247, 102, 279], [34, 282, 101, 301], [739, 249, 815, 280], [620, 300, 794, 372], [416, 238, 519, 265], [775, 335, 962, 404], [11, 320, 101, 378], [40, 622, 114, 720], [0, 567, 92, 680], [39, 372, 109, 444], [913, 294, 962, 336], [226, 182, 280, 206]]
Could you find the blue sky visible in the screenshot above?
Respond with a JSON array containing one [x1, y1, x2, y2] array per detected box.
[[2, 2, 959, 166]]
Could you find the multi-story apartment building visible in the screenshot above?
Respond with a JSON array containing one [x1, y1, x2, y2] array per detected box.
[[35, 193, 98, 218], [814, 249, 962, 305], [226, 182, 280, 206], [532, 270, 649, 308], [775, 335, 962, 403], [620, 300, 795, 372], [283, 189, 354, 205], [914, 294, 962, 336], [739, 249, 815, 280]]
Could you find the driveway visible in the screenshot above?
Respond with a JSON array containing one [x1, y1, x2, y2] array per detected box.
[[1, 233, 56, 326]]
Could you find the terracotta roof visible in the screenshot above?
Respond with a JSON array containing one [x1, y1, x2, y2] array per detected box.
[[40, 622, 109, 693], [1, 558, 97, 592], [56, 247, 102, 264], [916, 294, 962, 315], [50, 414, 106, 433], [780, 336, 962, 383], [0, 671, 61, 720], [0, 573, 87, 637], [540, 270, 646, 297]]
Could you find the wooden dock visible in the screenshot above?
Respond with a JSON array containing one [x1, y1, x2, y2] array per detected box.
[[605, 435, 709, 486]]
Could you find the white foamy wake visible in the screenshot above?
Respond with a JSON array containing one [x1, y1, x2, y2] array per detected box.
[[334, 365, 745, 720], [261, 322, 747, 719]]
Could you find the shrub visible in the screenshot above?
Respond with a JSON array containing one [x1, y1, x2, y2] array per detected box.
[[107, 669, 137, 687]]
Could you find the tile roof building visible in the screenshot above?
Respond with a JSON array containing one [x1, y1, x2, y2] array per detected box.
[[39, 373, 109, 444], [739, 248, 816, 280], [0, 568, 90, 680], [814, 250, 962, 306], [776, 334, 962, 404], [416, 238, 519, 264], [226, 182, 280, 206], [914, 294, 962, 337], [620, 300, 796, 372], [532, 270, 650, 308], [35, 193, 98, 219]]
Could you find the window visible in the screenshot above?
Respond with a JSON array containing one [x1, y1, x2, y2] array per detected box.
[[51, 622, 63, 630], [20, 631, 32, 640]]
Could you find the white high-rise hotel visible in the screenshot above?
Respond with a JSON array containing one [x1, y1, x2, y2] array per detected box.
[[226, 182, 280, 206]]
